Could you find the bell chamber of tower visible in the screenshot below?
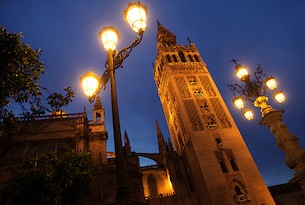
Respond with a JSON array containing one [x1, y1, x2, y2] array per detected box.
[[152, 21, 275, 205]]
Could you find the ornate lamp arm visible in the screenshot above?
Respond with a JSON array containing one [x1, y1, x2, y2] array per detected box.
[[88, 70, 109, 103], [227, 64, 270, 103], [105, 30, 144, 71], [89, 30, 144, 104], [227, 82, 259, 102]]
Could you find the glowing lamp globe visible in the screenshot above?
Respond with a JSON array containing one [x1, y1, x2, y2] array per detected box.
[[99, 27, 120, 51], [81, 71, 100, 97], [124, 2, 148, 33], [233, 96, 244, 109], [274, 91, 285, 103], [243, 109, 254, 120], [266, 77, 277, 90], [235, 65, 249, 80]]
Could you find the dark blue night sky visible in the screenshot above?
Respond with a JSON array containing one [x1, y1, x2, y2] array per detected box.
[[1, 0, 305, 186]]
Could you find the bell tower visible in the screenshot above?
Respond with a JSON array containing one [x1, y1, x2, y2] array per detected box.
[[153, 22, 275, 205]]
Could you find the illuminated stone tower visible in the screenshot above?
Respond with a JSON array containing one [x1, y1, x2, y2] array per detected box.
[[153, 22, 275, 205]]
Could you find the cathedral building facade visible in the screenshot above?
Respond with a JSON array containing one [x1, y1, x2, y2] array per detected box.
[[2, 22, 304, 204]]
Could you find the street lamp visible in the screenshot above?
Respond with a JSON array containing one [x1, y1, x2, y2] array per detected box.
[[80, 2, 148, 204], [227, 59, 305, 194], [227, 59, 286, 119]]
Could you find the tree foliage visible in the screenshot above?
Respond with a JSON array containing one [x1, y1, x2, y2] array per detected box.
[[0, 26, 76, 116], [0, 152, 93, 205], [0, 26, 85, 204], [0, 26, 76, 123], [0, 26, 45, 117], [46, 86, 75, 111]]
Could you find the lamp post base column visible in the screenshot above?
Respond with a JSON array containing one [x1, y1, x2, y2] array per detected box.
[[260, 110, 305, 196]]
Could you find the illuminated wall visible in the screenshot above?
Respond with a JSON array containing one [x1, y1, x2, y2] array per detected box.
[[141, 167, 174, 199]]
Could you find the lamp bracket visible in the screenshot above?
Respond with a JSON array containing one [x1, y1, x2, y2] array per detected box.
[[105, 30, 144, 70], [227, 64, 271, 103], [88, 31, 145, 104], [88, 70, 109, 103]]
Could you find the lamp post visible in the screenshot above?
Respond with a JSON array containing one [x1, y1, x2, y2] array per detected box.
[[80, 2, 148, 204], [227, 59, 305, 194]]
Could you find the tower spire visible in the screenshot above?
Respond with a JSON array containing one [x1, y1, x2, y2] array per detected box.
[[123, 130, 132, 157], [124, 130, 130, 147], [156, 21, 177, 50], [155, 119, 166, 153]]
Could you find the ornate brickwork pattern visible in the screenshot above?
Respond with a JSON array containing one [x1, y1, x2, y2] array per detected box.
[[197, 99, 210, 114], [199, 75, 216, 97], [175, 76, 190, 98], [168, 81, 187, 135], [210, 98, 232, 128], [210, 98, 225, 119], [183, 100, 199, 122], [183, 100, 203, 131], [176, 110, 187, 135], [187, 75, 198, 86], [167, 83, 176, 104]]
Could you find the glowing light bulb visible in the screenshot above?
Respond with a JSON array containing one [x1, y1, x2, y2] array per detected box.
[[80, 71, 100, 97], [243, 109, 254, 120], [233, 96, 245, 109], [274, 91, 285, 103], [266, 77, 277, 90]]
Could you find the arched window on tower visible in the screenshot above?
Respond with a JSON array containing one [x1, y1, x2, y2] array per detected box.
[[178, 51, 187, 62], [216, 138, 225, 150], [172, 54, 178, 62], [194, 54, 200, 62], [227, 149, 239, 171], [235, 186, 243, 195], [206, 116, 218, 129], [198, 99, 210, 113], [230, 159, 239, 171], [231, 179, 250, 203], [188, 54, 194, 62], [220, 161, 229, 173], [216, 150, 228, 173], [193, 119, 203, 131], [166, 54, 172, 62], [148, 174, 158, 198]]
